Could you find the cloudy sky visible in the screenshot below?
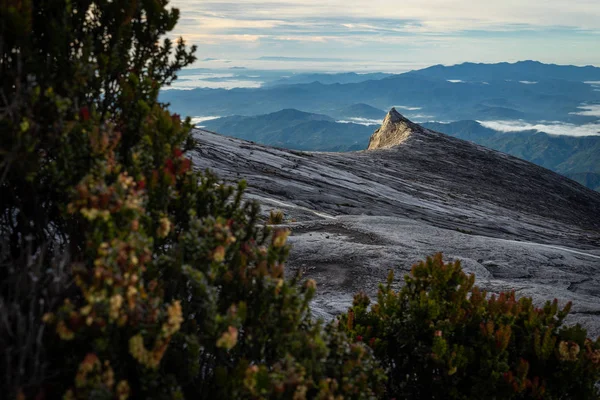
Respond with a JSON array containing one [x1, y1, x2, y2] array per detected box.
[[169, 0, 600, 71]]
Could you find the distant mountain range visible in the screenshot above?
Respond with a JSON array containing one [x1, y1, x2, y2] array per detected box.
[[263, 72, 393, 87], [332, 103, 387, 120], [414, 60, 600, 82], [202, 109, 370, 151], [202, 108, 600, 190], [162, 61, 600, 123]]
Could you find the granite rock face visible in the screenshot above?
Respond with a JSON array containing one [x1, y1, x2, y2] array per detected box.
[[191, 114, 600, 335], [367, 107, 426, 149]]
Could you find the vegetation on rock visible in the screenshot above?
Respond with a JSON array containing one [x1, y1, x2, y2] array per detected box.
[[340, 254, 600, 399], [268, 210, 285, 225]]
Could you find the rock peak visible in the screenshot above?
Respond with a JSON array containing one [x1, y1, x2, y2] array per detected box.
[[367, 108, 426, 150], [387, 107, 403, 122]]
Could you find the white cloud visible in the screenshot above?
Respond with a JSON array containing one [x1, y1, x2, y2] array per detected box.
[[392, 105, 422, 111], [519, 81, 538, 84], [191, 116, 222, 124], [570, 104, 600, 117], [409, 114, 436, 121], [585, 82, 600, 92], [171, 0, 600, 32], [447, 79, 464, 83], [191, 16, 288, 30], [190, 116, 224, 128], [166, 73, 263, 89], [276, 35, 328, 42], [478, 120, 600, 137], [336, 117, 381, 125], [167, 0, 600, 69]]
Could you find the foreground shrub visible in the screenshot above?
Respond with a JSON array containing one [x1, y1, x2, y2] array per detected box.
[[340, 253, 600, 399], [0, 1, 385, 399]]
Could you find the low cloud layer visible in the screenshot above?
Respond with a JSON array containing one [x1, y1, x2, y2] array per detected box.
[[191, 116, 222, 126], [166, 73, 263, 90], [337, 117, 381, 126], [392, 105, 422, 111], [570, 105, 600, 117], [479, 120, 600, 137]]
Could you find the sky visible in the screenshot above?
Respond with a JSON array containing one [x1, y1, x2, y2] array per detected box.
[[169, 0, 600, 72]]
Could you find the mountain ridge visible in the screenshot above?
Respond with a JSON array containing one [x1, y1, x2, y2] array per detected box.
[[202, 109, 369, 151], [162, 61, 600, 123], [412, 60, 600, 82], [333, 103, 386, 120], [201, 109, 600, 190]]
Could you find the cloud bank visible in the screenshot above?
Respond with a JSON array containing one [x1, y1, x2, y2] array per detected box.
[[570, 105, 600, 117], [479, 120, 600, 137], [337, 117, 381, 126]]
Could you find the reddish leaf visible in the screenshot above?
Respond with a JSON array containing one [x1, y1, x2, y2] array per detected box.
[[179, 158, 191, 174], [79, 106, 90, 121], [165, 158, 174, 173]]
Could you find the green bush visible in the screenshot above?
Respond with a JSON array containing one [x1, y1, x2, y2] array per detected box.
[[268, 209, 285, 225], [0, 1, 384, 399], [340, 253, 600, 399]]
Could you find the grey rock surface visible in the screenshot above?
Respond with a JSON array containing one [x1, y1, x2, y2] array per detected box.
[[190, 113, 600, 335]]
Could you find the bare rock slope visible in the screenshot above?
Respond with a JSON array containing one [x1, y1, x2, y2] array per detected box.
[[191, 109, 600, 335]]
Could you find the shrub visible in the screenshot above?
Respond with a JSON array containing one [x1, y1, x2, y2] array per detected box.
[[340, 253, 600, 399], [268, 209, 285, 225], [0, 1, 385, 399]]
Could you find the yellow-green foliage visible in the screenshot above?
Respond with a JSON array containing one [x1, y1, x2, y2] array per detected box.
[[269, 209, 285, 224], [340, 253, 600, 399]]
